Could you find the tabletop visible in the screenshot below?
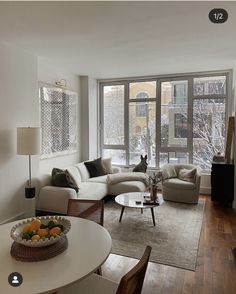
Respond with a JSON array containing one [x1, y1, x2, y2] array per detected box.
[[0, 216, 112, 294], [115, 192, 163, 209]]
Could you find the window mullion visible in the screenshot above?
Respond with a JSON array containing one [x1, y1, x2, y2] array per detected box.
[[156, 79, 161, 168], [124, 82, 129, 166], [188, 77, 193, 164]]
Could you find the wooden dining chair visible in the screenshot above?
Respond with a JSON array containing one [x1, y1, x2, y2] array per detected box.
[[67, 199, 104, 226], [67, 199, 104, 275], [59, 245, 152, 294]]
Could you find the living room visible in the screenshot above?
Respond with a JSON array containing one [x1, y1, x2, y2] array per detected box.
[[0, 1, 236, 293]]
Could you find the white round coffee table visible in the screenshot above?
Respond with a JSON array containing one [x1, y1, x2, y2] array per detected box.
[[115, 192, 163, 226]]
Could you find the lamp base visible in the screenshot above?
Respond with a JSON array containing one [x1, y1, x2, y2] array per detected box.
[[25, 187, 36, 199]]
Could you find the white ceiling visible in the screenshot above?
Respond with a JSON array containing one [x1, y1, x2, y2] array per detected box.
[[0, 1, 236, 78]]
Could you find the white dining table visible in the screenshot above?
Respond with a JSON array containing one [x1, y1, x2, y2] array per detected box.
[[0, 216, 112, 294]]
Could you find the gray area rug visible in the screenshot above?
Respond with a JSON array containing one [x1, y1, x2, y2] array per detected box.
[[104, 199, 205, 271]]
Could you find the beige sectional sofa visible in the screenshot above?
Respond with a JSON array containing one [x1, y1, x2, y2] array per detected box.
[[37, 161, 147, 214]]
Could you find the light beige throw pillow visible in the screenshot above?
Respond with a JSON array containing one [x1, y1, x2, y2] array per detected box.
[[178, 168, 196, 183], [161, 165, 177, 180], [102, 157, 113, 174]]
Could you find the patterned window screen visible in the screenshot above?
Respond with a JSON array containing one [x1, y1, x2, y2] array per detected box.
[[39, 85, 78, 158]]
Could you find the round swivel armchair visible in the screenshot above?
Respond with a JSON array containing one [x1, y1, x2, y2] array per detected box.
[[161, 164, 201, 204]]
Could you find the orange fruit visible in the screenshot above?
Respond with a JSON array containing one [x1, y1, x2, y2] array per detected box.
[[30, 219, 41, 230], [37, 228, 49, 237], [49, 227, 61, 236], [31, 235, 40, 241], [22, 224, 31, 233]]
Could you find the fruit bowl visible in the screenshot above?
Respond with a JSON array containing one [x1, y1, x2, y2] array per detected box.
[[10, 216, 71, 247]]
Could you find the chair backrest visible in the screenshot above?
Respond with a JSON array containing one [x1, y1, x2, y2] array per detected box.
[[67, 199, 104, 226], [116, 246, 152, 294], [172, 163, 198, 175]]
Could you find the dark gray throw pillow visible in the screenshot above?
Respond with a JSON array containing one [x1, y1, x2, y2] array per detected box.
[[51, 168, 79, 193], [84, 157, 108, 178]]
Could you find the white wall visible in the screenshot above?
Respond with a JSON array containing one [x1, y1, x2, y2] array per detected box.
[[37, 58, 80, 174], [80, 76, 98, 161], [0, 42, 38, 223], [0, 47, 81, 223]]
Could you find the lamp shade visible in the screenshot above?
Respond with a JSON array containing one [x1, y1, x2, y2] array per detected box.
[[17, 127, 40, 155]]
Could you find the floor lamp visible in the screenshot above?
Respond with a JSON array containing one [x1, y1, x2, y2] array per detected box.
[[17, 127, 40, 217]]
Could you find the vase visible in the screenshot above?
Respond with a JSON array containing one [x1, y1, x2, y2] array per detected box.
[[150, 185, 158, 202]]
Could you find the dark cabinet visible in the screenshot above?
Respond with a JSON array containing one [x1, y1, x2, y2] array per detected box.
[[211, 163, 234, 205]]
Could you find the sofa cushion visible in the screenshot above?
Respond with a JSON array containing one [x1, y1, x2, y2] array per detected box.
[[86, 175, 108, 184], [51, 168, 79, 192], [107, 172, 147, 185], [102, 157, 113, 174], [84, 158, 108, 178], [75, 162, 90, 181], [178, 168, 196, 183], [108, 181, 146, 196], [65, 166, 82, 186], [78, 182, 108, 200], [163, 178, 195, 190]]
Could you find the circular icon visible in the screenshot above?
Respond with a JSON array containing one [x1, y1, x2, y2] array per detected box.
[[209, 8, 228, 24], [8, 272, 23, 287]]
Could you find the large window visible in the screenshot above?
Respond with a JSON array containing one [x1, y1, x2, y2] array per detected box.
[[40, 85, 78, 159], [100, 72, 229, 171]]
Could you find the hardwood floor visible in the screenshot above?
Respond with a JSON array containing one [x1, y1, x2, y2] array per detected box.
[[102, 195, 236, 294]]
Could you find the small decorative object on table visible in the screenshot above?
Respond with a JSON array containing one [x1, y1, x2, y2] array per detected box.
[[143, 195, 159, 205], [146, 171, 162, 202]]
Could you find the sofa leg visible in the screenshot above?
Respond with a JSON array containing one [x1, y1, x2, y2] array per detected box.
[[95, 267, 102, 275]]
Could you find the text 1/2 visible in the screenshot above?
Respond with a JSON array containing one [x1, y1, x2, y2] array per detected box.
[[209, 8, 228, 24]]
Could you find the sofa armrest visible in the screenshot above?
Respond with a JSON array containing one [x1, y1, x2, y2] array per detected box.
[[111, 166, 122, 174], [37, 186, 77, 214]]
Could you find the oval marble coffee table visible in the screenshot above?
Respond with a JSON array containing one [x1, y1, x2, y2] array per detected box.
[[115, 192, 164, 226]]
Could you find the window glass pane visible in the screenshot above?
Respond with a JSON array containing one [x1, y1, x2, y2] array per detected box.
[[170, 152, 189, 164], [103, 85, 124, 145], [161, 81, 188, 147], [175, 113, 188, 138], [193, 99, 225, 170], [193, 76, 226, 96], [129, 101, 156, 167], [159, 153, 168, 167], [129, 81, 156, 99], [159, 152, 189, 167], [102, 149, 126, 165]]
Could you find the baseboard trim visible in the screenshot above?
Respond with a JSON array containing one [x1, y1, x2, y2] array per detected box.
[[0, 212, 25, 225], [233, 200, 236, 210], [200, 187, 211, 195]]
